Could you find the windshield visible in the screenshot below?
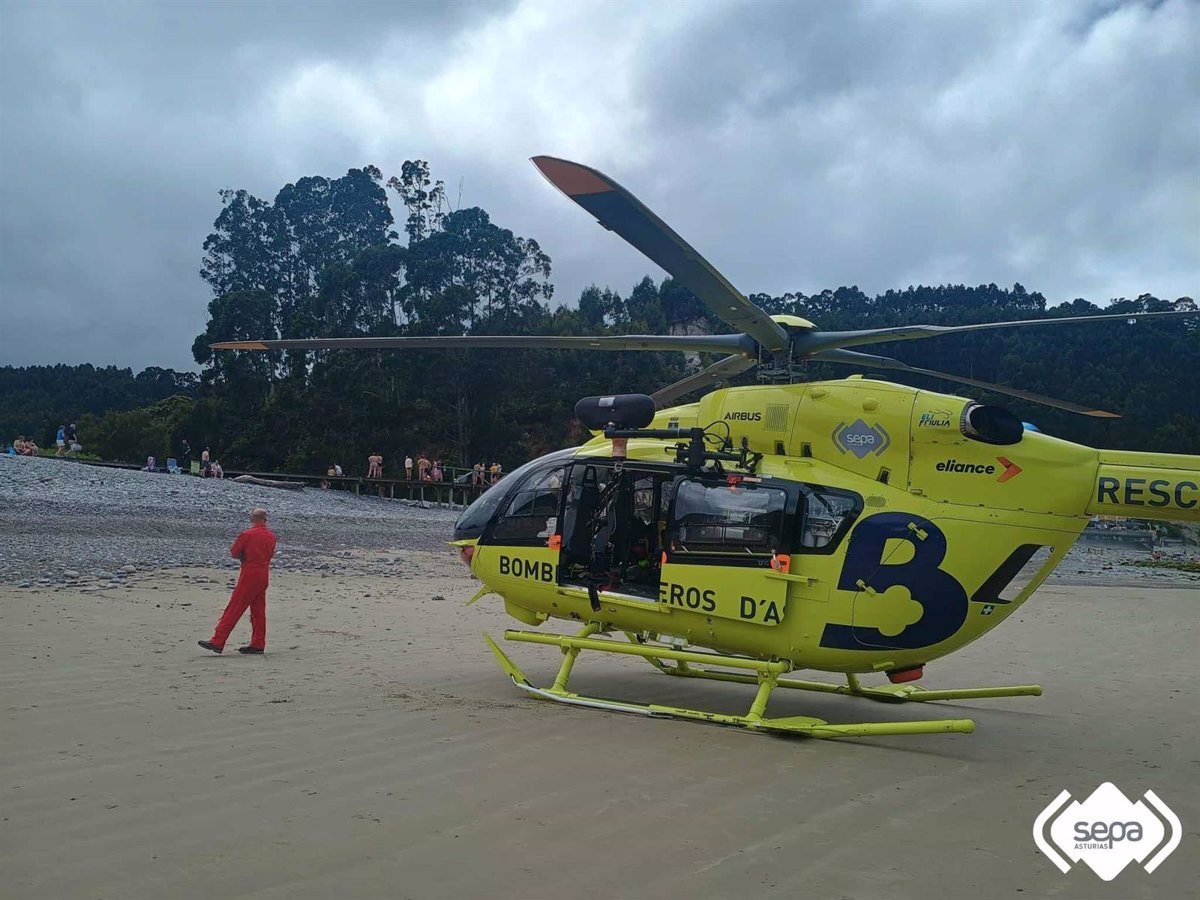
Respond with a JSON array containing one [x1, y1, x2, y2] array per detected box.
[[452, 449, 575, 540]]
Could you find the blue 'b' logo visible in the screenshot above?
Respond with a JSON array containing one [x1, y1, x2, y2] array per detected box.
[[820, 513, 968, 650]]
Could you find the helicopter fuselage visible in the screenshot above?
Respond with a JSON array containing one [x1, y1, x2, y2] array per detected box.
[[455, 377, 1198, 678]]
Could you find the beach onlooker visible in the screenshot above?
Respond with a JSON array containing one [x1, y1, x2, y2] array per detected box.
[[199, 508, 277, 655], [333, 463, 343, 477], [405, 455, 413, 480], [367, 452, 383, 478], [211, 461, 224, 479], [201, 446, 212, 477], [472, 461, 484, 485], [417, 454, 431, 482], [431, 460, 443, 482], [56, 425, 67, 457], [490, 461, 502, 484]]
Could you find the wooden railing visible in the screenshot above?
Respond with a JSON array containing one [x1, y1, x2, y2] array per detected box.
[[66, 458, 498, 508], [221, 470, 497, 508]]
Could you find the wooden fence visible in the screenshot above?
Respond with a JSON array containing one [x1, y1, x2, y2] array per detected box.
[[67, 458, 497, 508]]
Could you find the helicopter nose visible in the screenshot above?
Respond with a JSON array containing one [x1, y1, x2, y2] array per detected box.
[[458, 545, 476, 567]]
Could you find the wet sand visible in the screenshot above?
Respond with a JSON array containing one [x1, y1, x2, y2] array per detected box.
[[1, 556, 1196, 899]]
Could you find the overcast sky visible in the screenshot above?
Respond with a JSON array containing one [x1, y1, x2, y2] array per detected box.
[[1, 0, 1196, 371]]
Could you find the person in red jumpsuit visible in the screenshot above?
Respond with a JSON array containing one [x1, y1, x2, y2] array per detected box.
[[198, 508, 277, 655]]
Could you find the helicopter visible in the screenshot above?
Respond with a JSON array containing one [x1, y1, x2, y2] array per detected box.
[[215, 156, 1200, 739]]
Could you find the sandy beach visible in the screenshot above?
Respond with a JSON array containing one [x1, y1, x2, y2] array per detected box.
[[2, 546, 1196, 900]]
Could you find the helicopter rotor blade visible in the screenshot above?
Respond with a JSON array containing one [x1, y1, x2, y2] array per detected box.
[[797, 309, 1199, 355], [210, 333, 755, 354], [532, 156, 790, 354], [650, 354, 758, 408], [812, 348, 1121, 418]]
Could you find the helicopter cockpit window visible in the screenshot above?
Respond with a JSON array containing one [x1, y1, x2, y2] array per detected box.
[[796, 487, 862, 552], [491, 465, 566, 543], [670, 479, 787, 556], [454, 449, 574, 542]]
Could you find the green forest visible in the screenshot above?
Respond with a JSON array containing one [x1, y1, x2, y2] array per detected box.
[[4, 161, 1197, 473]]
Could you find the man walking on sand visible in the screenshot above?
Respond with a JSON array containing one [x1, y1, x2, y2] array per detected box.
[[199, 508, 277, 655]]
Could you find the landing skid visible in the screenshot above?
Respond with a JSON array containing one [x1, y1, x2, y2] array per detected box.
[[485, 627, 1040, 739]]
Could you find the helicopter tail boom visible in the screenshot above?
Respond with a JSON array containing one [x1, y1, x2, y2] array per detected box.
[[1086, 449, 1199, 522]]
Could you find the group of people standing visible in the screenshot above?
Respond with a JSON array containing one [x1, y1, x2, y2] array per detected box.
[[181, 440, 222, 477], [366, 452, 445, 481], [404, 454, 444, 482], [472, 461, 503, 485], [200, 445, 223, 478], [359, 453, 502, 485]]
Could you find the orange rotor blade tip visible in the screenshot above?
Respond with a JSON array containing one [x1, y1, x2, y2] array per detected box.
[[210, 341, 269, 351], [531, 156, 612, 196]]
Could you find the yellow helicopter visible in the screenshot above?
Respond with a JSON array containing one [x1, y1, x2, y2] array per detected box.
[[215, 156, 1200, 739]]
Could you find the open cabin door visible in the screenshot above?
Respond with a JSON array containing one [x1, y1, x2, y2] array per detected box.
[[557, 461, 673, 604]]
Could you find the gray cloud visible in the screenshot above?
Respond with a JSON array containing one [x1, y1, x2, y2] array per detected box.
[[1, 0, 1196, 370]]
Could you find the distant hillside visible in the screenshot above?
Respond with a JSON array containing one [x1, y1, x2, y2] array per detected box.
[[0, 365, 197, 445]]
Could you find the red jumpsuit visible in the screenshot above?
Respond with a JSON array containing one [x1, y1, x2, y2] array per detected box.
[[209, 523, 277, 650]]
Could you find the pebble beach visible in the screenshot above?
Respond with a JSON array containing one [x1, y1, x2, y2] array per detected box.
[[0, 455, 460, 589]]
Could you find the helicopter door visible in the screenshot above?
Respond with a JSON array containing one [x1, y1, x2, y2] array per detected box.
[[557, 463, 671, 601], [660, 476, 791, 627]]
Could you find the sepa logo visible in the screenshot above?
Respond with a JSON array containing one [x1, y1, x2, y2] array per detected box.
[[832, 419, 890, 459], [1033, 783, 1181, 881]]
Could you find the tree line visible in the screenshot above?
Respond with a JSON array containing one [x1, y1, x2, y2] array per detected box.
[[0, 365, 196, 451], [3, 161, 1196, 470]]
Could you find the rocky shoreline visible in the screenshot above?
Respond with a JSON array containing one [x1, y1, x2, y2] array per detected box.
[[0, 455, 460, 587]]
